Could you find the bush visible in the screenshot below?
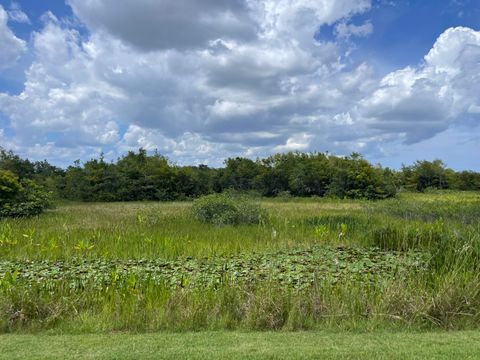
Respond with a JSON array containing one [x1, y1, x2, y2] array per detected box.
[[192, 193, 266, 226], [0, 170, 23, 200], [0, 170, 53, 218]]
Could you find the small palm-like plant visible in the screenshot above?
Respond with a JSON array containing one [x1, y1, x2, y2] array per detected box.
[[74, 239, 95, 253]]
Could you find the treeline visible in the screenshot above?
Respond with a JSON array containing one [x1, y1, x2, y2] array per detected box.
[[1, 148, 479, 203]]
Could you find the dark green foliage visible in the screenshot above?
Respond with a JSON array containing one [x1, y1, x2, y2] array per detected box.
[[0, 148, 64, 197], [56, 150, 400, 201], [401, 160, 454, 192], [59, 150, 217, 201], [2, 148, 480, 203], [0, 170, 23, 202], [456, 170, 480, 191], [324, 153, 397, 199], [0, 170, 52, 218], [260, 152, 330, 196], [221, 157, 262, 191], [0, 149, 55, 218], [257, 152, 397, 199], [192, 193, 265, 226], [0, 149, 35, 179]]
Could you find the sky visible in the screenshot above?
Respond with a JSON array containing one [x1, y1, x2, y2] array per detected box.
[[0, 0, 479, 170]]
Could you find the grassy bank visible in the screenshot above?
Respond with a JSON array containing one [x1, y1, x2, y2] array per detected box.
[[1, 330, 479, 359]]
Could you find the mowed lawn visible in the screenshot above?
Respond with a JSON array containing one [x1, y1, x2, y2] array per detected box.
[[1, 331, 479, 360]]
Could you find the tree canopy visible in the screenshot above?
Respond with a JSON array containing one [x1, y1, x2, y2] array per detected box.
[[1, 147, 479, 206]]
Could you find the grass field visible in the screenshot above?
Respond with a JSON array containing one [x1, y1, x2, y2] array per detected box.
[[1, 331, 479, 359], [2, 191, 478, 260], [0, 191, 479, 336]]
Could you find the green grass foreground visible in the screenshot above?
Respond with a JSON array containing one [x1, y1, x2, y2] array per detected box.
[[1, 331, 479, 359]]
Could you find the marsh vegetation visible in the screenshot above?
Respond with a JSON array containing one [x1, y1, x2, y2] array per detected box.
[[0, 191, 479, 332]]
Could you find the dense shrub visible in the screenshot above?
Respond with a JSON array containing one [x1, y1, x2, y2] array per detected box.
[[0, 170, 22, 201], [0, 170, 53, 218], [192, 193, 266, 226]]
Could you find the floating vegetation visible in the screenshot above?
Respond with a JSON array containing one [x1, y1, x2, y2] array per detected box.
[[0, 246, 427, 291]]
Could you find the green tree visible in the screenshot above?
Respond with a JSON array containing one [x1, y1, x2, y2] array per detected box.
[[402, 160, 450, 192], [0, 148, 35, 179], [0, 170, 52, 218], [0, 170, 23, 204], [221, 157, 262, 191]]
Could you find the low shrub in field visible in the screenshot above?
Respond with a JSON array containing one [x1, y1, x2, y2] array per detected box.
[[191, 193, 266, 226], [0, 170, 53, 218]]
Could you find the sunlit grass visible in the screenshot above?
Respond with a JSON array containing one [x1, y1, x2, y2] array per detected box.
[[0, 192, 479, 260], [0, 191, 479, 332], [0, 197, 370, 260]]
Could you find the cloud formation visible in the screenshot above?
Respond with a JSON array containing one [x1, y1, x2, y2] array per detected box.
[[67, 0, 258, 51], [335, 21, 373, 39], [0, 5, 27, 70], [359, 27, 480, 143], [7, 2, 30, 24], [0, 1, 479, 168]]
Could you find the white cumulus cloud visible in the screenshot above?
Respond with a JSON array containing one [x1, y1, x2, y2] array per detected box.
[[0, 1, 479, 169], [359, 27, 480, 143], [0, 5, 27, 70]]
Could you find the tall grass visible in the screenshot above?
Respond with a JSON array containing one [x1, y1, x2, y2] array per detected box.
[[0, 199, 368, 260], [0, 191, 479, 332], [1, 274, 479, 332]]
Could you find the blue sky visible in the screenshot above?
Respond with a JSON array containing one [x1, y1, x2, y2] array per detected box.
[[0, 0, 479, 170]]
